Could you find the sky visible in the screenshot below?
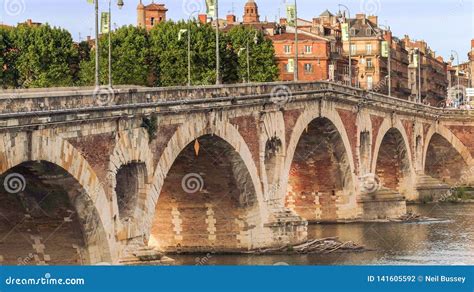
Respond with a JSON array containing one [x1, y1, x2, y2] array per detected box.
[[0, 0, 473, 63]]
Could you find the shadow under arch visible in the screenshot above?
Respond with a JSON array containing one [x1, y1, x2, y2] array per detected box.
[[0, 160, 112, 265], [284, 116, 356, 222], [147, 119, 266, 251]]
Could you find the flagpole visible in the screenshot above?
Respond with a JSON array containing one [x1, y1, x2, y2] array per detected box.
[[95, 0, 100, 88], [294, 0, 298, 82], [215, 0, 221, 85], [108, 0, 112, 88]]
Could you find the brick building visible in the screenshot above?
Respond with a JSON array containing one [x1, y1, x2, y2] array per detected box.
[[137, 0, 167, 31], [403, 36, 448, 105], [340, 13, 410, 98]]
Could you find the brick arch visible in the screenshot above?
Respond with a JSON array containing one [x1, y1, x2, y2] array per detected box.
[[145, 116, 267, 246], [422, 125, 473, 170], [371, 119, 414, 174], [0, 133, 116, 264], [108, 128, 154, 240], [281, 105, 358, 220]]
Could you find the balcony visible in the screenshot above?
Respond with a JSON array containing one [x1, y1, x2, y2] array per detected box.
[[365, 66, 376, 73]]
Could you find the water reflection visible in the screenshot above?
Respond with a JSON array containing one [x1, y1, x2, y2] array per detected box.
[[170, 204, 474, 265]]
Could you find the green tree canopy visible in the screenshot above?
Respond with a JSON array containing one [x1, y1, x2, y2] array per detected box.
[[79, 25, 150, 86], [0, 26, 19, 89], [11, 24, 77, 88]]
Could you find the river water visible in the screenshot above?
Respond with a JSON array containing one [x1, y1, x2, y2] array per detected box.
[[171, 204, 474, 265]]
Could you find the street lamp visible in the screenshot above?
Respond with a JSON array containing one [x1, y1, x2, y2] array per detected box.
[[239, 31, 259, 83], [108, 0, 125, 88], [93, 0, 124, 89], [337, 4, 352, 87], [378, 24, 391, 97], [294, 0, 299, 82], [187, 11, 199, 87], [450, 50, 461, 104]]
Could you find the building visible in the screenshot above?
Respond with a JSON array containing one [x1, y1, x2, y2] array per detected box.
[[243, 0, 260, 24], [403, 36, 448, 106], [339, 13, 410, 98], [137, 0, 167, 31]]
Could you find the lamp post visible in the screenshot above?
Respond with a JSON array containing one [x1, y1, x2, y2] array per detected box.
[[108, 0, 124, 88], [450, 50, 461, 104], [187, 11, 199, 87], [294, 0, 299, 82], [238, 32, 259, 83], [215, 0, 220, 85], [94, 0, 100, 88], [337, 4, 352, 87], [378, 24, 391, 97]]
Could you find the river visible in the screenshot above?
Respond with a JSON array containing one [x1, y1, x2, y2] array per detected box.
[[170, 204, 474, 265]]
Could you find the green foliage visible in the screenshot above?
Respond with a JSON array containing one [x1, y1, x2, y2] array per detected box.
[[79, 25, 150, 86], [227, 26, 279, 83], [0, 27, 19, 89], [11, 24, 77, 88], [3, 21, 279, 89], [141, 115, 158, 142]]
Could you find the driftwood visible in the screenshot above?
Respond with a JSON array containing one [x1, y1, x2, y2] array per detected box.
[[245, 237, 366, 255]]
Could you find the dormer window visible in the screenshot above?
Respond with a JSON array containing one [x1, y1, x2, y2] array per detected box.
[[366, 28, 371, 36]]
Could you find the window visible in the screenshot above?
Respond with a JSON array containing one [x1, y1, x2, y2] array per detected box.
[[367, 58, 373, 68], [367, 76, 373, 90], [284, 45, 291, 54], [304, 45, 312, 54], [366, 44, 372, 55], [151, 17, 155, 26], [350, 44, 357, 55], [366, 28, 372, 36], [350, 28, 356, 36], [304, 63, 313, 73]]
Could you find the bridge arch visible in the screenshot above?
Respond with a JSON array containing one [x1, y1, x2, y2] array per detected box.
[[147, 117, 266, 251], [282, 106, 357, 221], [0, 134, 114, 265], [423, 125, 473, 185], [108, 128, 154, 241], [372, 119, 415, 196]]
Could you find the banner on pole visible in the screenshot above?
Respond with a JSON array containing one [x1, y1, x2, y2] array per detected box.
[[381, 41, 389, 58], [101, 12, 110, 34], [206, 0, 216, 18], [288, 59, 295, 73], [341, 23, 349, 41], [286, 5, 296, 27]]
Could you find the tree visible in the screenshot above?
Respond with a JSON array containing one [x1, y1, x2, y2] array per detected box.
[[227, 26, 278, 83], [0, 26, 19, 89], [11, 24, 77, 88], [149, 20, 238, 87], [79, 25, 149, 86]]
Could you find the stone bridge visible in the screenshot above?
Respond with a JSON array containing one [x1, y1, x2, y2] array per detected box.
[[0, 82, 473, 265]]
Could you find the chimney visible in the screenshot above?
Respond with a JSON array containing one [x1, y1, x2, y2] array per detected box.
[[384, 30, 393, 45], [226, 14, 236, 25], [356, 13, 366, 20], [471, 39, 474, 49], [198, 14, 208, 24], [368, 15, 378, 25]]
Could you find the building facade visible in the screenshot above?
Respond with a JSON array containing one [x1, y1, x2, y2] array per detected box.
[[137, 1, 167, 31], [404, 36, 448, 106]]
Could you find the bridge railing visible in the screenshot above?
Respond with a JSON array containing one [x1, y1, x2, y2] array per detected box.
[[0, 81, 471, 121]]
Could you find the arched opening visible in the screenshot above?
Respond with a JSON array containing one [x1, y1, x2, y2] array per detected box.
[[149, 135, 260, 252], [0, 161, 109, 265], [375, 129, 411, 192], [264, 137, 283, 198], [425, 133, 469, 185], [286, 118, 353, 222], [115, 162, 146, 222]]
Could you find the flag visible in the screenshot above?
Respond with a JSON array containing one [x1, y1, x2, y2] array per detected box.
[[413, 53, 419, 68], [178, 29, 188, 41], [101, 12, 110, 34], [286, 4, 296, 27], [87, 0, 94, 4], [206, 0, 216, 18], [341, 23, 349, 42], [381, 41, 389, 58], [287, 59, 295, 73]]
